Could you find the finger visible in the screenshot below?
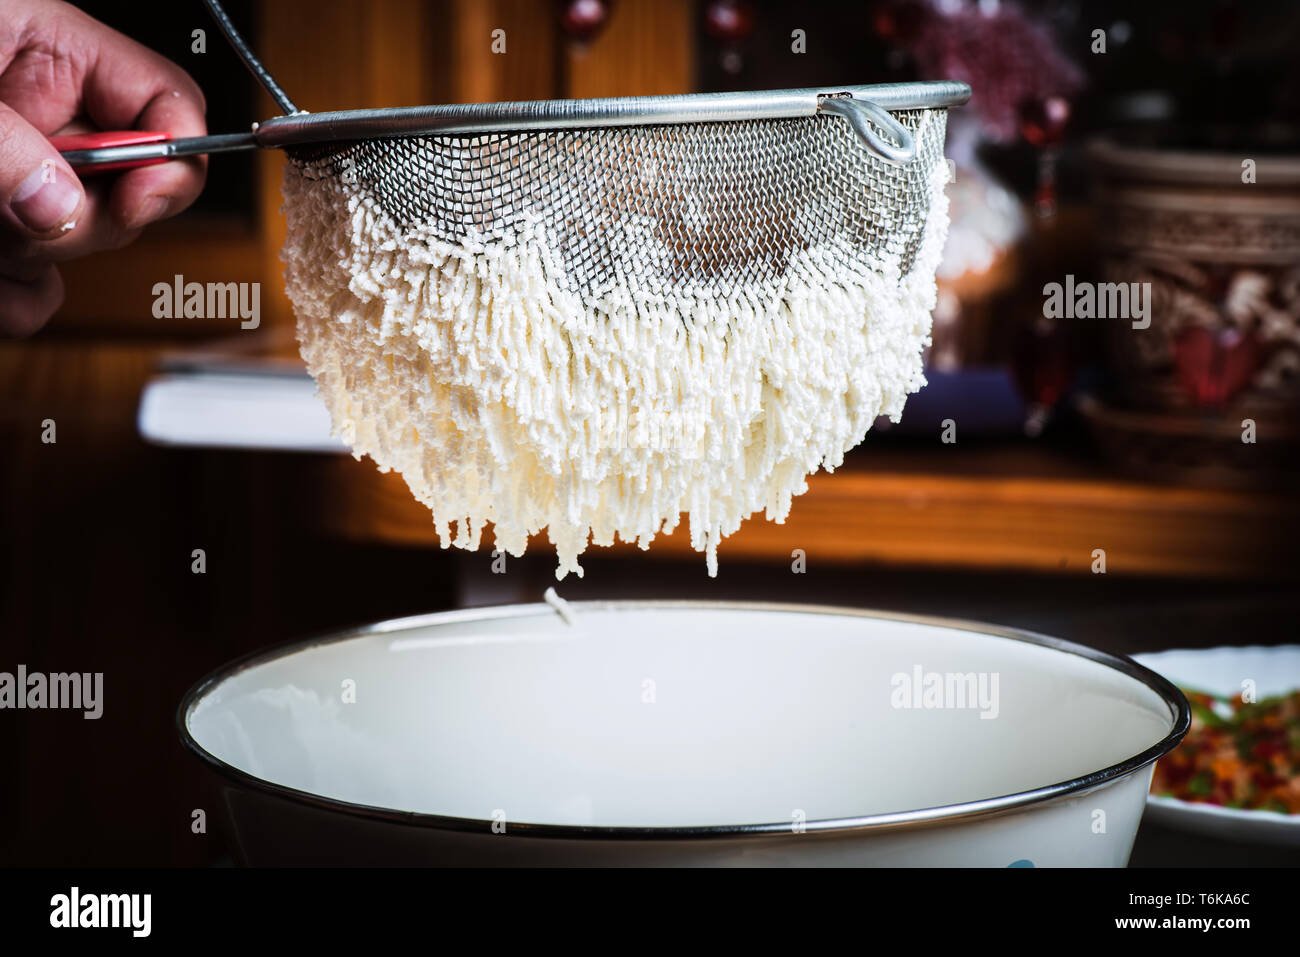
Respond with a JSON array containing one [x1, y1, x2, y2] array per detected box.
[[0, 181, 142, 265], [0, 264, 64, 337], [108, 125, 208, 231], [0, 2, 209, 231], [0, 1, 84, 132], [0, 102, 85, 239], [77, 18, 209, 230]]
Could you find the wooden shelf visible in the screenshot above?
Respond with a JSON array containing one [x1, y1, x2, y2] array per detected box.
[[113, 332, 1298, 582], [300, 441, 1300, 581]]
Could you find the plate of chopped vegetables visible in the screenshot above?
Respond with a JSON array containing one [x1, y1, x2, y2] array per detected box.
[[1133, 646, 1300, 846]]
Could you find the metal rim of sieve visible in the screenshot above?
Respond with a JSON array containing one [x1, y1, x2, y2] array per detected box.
[[201, 0, 968, 166], [256, 83, 969, 165]]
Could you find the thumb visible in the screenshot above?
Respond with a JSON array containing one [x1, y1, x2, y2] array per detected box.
[[0, 102, 85, 238]]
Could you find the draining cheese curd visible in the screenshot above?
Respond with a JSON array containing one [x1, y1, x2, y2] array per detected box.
[[280, 159, 949, 578]]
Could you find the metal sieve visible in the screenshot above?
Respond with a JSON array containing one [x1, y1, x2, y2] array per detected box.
[[287, 107, 952, 294], [55, 1, 968, 297]]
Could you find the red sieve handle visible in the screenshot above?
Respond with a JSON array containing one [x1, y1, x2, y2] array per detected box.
[[51, 131, 173, 174]]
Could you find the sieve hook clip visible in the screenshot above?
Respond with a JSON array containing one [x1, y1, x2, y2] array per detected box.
[[818, 94, 916, 166]]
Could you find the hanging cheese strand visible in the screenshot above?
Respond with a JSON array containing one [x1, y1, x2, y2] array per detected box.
[[281, 124, 950, 579]]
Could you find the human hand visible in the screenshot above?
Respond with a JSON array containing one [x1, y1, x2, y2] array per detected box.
[[1, 0, 208, 335]]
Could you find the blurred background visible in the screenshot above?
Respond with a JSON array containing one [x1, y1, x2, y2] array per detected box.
[[1, 0, 1297, 865]]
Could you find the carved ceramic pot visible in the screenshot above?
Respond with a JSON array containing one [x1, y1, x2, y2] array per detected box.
[[1088, 135, 1300, 416]]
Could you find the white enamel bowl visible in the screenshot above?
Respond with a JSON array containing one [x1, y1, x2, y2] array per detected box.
[[179, 602, 1188, 866]]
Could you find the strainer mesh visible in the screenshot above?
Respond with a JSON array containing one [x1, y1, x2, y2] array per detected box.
[[287, 108, 947, 296]]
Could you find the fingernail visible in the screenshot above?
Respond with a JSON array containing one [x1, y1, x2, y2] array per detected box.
[[124, 195, 169, 230], [10, 162, 82, 234]]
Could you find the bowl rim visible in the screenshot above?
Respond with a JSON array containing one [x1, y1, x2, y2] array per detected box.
[[176, 600, 1190, 841]]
